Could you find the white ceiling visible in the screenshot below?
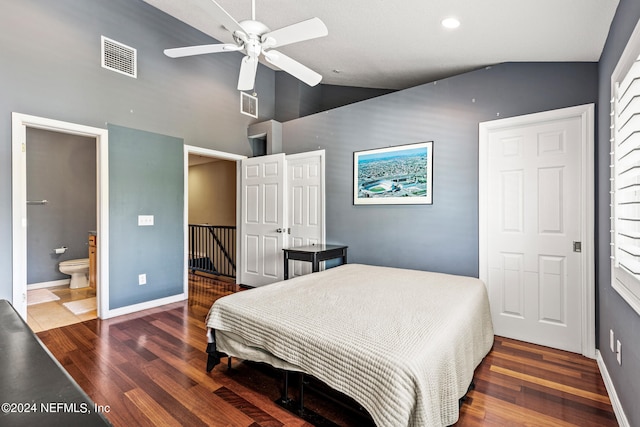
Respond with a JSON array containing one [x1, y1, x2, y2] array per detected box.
[[143, 0, 619, 90]]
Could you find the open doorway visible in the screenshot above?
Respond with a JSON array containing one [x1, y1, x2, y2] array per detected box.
[[25, 128, 97, 332], [183, 146, 246, 299], [12, 113, 109, 322]]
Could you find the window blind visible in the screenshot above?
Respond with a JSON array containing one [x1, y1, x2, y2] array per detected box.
[[613, 56, 640, 276]]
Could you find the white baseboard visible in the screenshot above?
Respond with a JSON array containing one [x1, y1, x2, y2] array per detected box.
[[596, 350, 630, 427], [101, 293, 187, 320], [27, 279, 70, 290]]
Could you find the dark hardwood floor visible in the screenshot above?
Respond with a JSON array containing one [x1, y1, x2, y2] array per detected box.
[[37, 274, 618, 426]]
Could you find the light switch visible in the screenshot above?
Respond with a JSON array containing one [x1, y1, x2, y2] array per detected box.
[[138, 215, 154, 226]]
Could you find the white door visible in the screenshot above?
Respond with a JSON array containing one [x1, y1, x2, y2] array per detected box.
[[479, 105, 595, 355], [239, 153, 286, 287], [286, 150, 325, 278]]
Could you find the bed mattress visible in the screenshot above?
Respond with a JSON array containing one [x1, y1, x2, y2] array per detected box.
[[206, 263, 494, 427]]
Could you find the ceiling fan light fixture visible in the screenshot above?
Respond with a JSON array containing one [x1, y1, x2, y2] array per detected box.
[[163, 0, 328, 91], [441, 17, 461, 29]]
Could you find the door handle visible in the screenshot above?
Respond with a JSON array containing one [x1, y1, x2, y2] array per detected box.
[[276, 228, 291, 234]]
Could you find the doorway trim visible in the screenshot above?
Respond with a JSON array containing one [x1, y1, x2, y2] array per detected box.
[[11, 112, 109, 320], [478, 103, 595, 358], [183, 145, 246, 293]]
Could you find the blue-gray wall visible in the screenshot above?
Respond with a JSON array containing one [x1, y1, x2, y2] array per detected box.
[[26, 128, 97, 284], [597, 0, 640, 424], [283, 62, 598, 277], [274, 73, 395, 122], [108, 125, 183, 309], [0, 0, 277, 304]]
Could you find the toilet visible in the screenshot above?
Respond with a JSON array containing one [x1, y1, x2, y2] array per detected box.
[[59, 258, 90, 289]]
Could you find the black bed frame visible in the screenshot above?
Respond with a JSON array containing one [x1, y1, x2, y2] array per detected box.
[[206, 340, 474, 426], [207, 343, 373, 425]]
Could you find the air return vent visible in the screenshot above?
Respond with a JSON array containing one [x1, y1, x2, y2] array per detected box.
[[240, 92, 258, 118], [101, 36, 137, 78]]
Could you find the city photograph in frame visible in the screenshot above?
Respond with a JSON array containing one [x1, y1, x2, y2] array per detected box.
[[353, 141, 433, 205]]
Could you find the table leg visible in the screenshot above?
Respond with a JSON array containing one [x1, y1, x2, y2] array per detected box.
[[284, 253, 290, 280]]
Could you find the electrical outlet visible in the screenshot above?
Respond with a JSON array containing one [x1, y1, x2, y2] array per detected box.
[[138, 273, 147, 285], [138, 215, 154, 226], [616, 340, 622, 365], [610, 329, 615, 352]]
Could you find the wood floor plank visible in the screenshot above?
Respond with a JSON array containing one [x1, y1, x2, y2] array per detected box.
[[142, 335, 225, 389], [188, 383, 258, 427], [36, 326, 78, 354], [489, 348, 584, 379], [458, 392, 579, 427], [489, 365, 612, 405], [124, 388, 184, 427], [145, 362, 255, 427], [118, 361, 209, 427], [214, 386, 284, 427], [516, 385, 618, 426], [35, 274, 617, 427], [491, 357, 599, 392]]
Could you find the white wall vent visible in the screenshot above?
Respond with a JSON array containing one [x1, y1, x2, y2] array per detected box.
[[240, 92, 258, 118], [101, 36, 137, 78]]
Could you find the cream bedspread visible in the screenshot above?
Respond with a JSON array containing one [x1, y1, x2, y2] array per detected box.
[[206, 264, 494, 427]]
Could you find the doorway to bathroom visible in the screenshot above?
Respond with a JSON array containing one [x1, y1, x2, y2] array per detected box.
[[11, 113, 109, 324], [24, 128, 97, 332]]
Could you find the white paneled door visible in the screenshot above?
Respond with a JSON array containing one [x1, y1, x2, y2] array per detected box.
[[238, 150, 325, 287], [480, 105, 594, 355], [239, 153, 286, 287], [287, 150, 325, 278]]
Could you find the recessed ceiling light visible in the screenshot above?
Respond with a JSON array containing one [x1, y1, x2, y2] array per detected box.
[[441, 17, 460, 29]]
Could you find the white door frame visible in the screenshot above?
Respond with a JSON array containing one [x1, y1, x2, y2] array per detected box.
[[183, 145, 246, 293], [11, 113, 109, 320], [478, 103, 595, 358]]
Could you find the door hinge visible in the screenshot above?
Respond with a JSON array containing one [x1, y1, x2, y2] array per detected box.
[[22, 143, 26, 152]]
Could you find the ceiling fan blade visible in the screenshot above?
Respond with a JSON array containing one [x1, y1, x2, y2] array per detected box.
[[237, 55, 258, 90], [261, 17, 328, 49], [264, 50, 322, 87], [204, 0, 246, 36], [164, 43, 241, 58]]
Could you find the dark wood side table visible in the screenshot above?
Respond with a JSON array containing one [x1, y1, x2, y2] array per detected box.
[[283, 244, 348, 279]]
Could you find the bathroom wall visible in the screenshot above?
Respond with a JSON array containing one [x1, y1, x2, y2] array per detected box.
[[188, 160, 236, 226], [26, 128, 96, 285]]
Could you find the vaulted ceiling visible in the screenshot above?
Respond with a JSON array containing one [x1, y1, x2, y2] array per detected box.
[[144, 0, 619, 90]]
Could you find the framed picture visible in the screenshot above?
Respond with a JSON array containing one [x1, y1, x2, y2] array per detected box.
[[353, 141, 433, 205]]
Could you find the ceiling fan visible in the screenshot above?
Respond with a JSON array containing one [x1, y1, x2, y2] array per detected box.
[[164, 0, 328, 91]]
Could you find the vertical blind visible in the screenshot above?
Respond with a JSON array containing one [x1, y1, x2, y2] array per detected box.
[[612, 55, 640, 276]]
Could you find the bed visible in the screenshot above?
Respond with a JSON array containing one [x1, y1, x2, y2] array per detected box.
[[205, 263, 494, 427]]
